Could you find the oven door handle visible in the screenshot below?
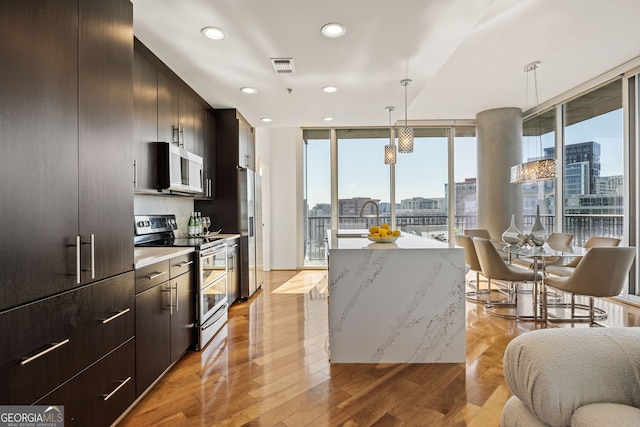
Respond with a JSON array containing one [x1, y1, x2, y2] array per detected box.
[[199, 245, 227, 258], [202, 304, 228, 330]]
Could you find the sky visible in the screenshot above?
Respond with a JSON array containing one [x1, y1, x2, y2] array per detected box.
[[305, 109, 624, 208]]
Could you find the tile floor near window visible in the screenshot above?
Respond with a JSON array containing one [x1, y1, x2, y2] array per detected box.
[[118, 270, 640, 427]]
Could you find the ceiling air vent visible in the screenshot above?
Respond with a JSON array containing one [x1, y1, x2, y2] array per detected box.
[[271, 57, 295, 74]]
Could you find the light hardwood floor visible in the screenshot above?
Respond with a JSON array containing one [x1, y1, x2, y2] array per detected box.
[[117, 270, 640, 426]]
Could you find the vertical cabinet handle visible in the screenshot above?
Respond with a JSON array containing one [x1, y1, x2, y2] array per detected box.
[[173, 282, 179, 312], [90, 234, 95, 279], [161, 287, 172, 314], [102, 377, 131, 401], [75, 236, 81, 284], [133, 159, 137, 188]]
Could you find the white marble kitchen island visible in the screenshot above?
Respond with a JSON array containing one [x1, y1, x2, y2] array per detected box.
[[328, 230, 466, 363]]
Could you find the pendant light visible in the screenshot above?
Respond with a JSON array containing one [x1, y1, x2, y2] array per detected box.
[[398, 79, 414, 153], [511, 61, 557, 184], [384, 106, 396, 164]]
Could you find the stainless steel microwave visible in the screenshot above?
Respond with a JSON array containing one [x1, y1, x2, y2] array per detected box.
[[155, 142, 203, 194]]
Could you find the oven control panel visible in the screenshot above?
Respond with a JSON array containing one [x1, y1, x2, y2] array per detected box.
[[134, 214, 178, 235]]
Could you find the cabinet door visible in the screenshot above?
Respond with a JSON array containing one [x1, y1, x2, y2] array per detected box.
[[157, 71, 178, 145], [170, 272, 195, 362], [133, 47, 158, 192], [0, 0, 79, 310], [135, 283, 171, 396], [238, 116, 249, 168], [178, 88, 195, 152], [194, 105, 213, 198], [38, 339, 135, 427], [78, 0, 134, 284]]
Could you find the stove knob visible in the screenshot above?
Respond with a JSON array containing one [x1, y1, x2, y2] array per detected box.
[[145, 221, 151, 227], [137, 221, 145, 228]]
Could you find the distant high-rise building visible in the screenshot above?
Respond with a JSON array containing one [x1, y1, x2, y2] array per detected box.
[[447, 178, 476, 215], [544, 141, 601, 194], [400, 197, 441, 210]]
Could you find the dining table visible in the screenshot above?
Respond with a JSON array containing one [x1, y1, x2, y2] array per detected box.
[[501, 242, 588, 321]]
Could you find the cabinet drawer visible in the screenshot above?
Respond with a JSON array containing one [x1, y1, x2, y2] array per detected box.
[[135, 260, 170, 293], [0, 272, 134, 404], [37, 338, 135, 427], [170, 253, 194, 279]]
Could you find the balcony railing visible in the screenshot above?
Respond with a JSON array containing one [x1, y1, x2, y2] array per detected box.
[[304, 213, 624, 265]]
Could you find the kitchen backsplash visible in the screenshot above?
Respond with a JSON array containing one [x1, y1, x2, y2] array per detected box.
[[134, 195, 194, 236]]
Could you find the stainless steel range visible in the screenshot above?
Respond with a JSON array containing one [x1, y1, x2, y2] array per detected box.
[[134, 214, 228, 350]]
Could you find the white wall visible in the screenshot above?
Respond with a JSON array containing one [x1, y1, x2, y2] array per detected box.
[[255, 127, 271, 271], [258, 127, 302, 270]]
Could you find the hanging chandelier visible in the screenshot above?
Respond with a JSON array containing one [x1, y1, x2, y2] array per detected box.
[[510, 61, 557, 184], [398, 79, 414, 153], [384, 106, 396, 164]]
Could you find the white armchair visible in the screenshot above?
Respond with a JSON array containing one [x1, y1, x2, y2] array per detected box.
[[502, 327, 640, 427]]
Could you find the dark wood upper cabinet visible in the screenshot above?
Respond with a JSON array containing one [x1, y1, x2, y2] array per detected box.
[[157, 70, 179, 146], [0, 0, 79, 310], [133, 39, 214, 198], [78, 0, 134, 284], [178, 88, 196, 152], [133, 45, 158, 192]]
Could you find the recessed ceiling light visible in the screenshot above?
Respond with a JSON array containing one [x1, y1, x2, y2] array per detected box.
[[322, 86, 338, 93], [240, 87, 257, 94], [321, 23, 346, 38], [261, 117, 272, 123], [323, 117, 334, 122], [201, 26, 226, 40]]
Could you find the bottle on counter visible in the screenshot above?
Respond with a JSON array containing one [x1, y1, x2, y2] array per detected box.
[[188, 212, 197, 236]]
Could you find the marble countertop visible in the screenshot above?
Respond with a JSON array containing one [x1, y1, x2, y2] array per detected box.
[[134, 234, 241, 268], [328, 229, 450, 250]]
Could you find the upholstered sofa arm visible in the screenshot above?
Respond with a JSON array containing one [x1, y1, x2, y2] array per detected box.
[[503, 327, 640, 427]]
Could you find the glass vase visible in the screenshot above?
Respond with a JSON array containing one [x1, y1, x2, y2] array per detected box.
[[502, 214, 521, 246], [530, 205, 547, 246]]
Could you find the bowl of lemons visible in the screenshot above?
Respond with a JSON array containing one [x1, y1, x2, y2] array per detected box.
[[367, 224, 401, 243]]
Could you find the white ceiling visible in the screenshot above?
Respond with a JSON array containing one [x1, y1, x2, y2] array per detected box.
[[132, 0, 640, 129]]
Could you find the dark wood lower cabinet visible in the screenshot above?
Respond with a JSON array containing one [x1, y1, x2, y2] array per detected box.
[[135, 255, 195, 397], [38, 338, 135, 427], [0, 272, 134, 404], [135, 281, 171, 396], [170, 272, 195, 362]]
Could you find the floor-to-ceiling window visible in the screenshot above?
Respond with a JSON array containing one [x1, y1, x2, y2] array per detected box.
[[336, 129, 391, 230], [302, 129, 331, 267], [453, 126, 478, 233], [395, 128, 449, 240], [562, 79, 623, 246], [302, 125, 475, 263]]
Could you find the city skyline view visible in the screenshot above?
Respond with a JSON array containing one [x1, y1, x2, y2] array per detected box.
[[306, 108, 622, 208]]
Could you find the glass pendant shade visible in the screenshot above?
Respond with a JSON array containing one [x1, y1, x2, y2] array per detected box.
[[398, 127, 414, 153], [510, 158, 557, 184], [384, 144, 396, 164]]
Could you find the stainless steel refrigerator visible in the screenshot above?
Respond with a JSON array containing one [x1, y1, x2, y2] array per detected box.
[[238, 167, 262, 298]]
